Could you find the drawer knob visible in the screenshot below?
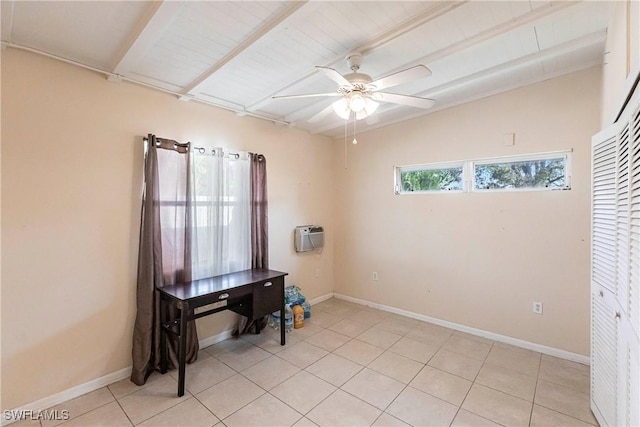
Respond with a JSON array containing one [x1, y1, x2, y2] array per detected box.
[[219, 293, 229, 300], [263, 282, 273, 287]]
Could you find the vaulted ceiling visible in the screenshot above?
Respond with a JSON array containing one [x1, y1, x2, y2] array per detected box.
[[1, 1, 612, 138]]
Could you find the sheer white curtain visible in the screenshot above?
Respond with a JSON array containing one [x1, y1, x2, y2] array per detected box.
[[190, 148, 251, 280]]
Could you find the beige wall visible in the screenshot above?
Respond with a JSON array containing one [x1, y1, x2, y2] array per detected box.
[[332, 66, 602, 356], [0, 47, 605, 409], [1, 49, 334, 410]]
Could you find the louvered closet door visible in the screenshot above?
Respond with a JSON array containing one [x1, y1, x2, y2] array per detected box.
[[593, 129, 619, 294], [592, 286, 619, 426], [630, 103, 640, 340], [628, 101, 640, 427], [592, 86, 640, 427], [628, 335, 640, 427], [592, 125, 621, 427], [617, 123, 631, 314], [616, 120, 634, 427], [618, 322, 640, 427]]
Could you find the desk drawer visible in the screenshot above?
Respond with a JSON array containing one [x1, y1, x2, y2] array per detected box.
[[253, 278, 284, 317], [213, 284, 252, 304]]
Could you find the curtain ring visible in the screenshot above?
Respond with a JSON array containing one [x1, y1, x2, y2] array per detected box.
[[198, 147, 205, 154]]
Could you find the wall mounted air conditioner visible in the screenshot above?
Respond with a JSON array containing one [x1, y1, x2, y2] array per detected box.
[[295, 225, 324, 252]]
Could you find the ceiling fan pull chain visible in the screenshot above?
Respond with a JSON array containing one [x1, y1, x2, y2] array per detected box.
[[352, 114, 358, 145], [344, 116, 348, 170]]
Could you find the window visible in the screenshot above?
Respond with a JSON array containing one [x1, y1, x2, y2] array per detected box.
[[395, 150, 571, 194], [190, 150, 250, 279], [395, 162, 464, 193], [473, 152, 571, 191]]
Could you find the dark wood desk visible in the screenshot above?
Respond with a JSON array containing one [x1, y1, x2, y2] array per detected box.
[[158, 268, 288, 396]]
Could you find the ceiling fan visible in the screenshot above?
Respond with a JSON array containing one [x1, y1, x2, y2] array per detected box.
[[273, 52, 435, 123]]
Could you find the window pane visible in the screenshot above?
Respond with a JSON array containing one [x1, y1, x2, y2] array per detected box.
[[400, 167, 463, 192], [474, 157, 565, 190]]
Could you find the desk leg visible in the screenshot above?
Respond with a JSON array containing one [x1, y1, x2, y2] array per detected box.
[[177, 302, 188, 397], [280, 303, 285, 345], [159, 296, 168, 374]]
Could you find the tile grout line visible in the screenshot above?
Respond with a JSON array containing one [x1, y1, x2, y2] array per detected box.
[[45, 299, 591, 427], [48, 390, 120, 427], [527, 353, 543, 427], [448, 340, 495, 426], [107, 385, 135, 427], [365, 328, 459, 426]]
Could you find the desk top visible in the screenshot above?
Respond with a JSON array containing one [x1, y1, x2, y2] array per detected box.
[[158, 268, 287, 301]]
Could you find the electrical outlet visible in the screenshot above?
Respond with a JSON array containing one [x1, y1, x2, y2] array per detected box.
[[314, 268, 320, 278], [372, 272, 379, 281], [533, 301, 543, 314]]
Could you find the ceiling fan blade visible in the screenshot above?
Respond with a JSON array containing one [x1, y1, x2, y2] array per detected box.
[[316, 66, 351, 86], [273, 92, 342, 100], [365, 114, 380, 125], [370, 65, 432, 90], [372, 92, 435, 109], [308, 103, 337, 123]]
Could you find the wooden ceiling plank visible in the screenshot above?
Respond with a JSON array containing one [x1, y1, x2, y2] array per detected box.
[[391, 1, 582, 72], [180, 1, 310, 98], [109, 1, 184, 80], [424, 29, 605, 97], [307, 29, 606, 135], [283, 0, 582, 122], [324, 57, 604, 138], [245, 1, 468, 113]]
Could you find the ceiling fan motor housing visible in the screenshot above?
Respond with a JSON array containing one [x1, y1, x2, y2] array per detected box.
[[346, 51, 363, 71]]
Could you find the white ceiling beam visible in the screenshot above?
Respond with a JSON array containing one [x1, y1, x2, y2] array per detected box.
[[286, 0, 582, 124], [108, 1, 184, 80], [180, 1, 310, 98], [373, 1, 582, 80], [309, 29, 607, 135], [245, 0, 468, 113], [424, 30, 606, 97], [352, 0, 468, 57]]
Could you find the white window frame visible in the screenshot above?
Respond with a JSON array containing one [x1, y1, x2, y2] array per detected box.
[[394, 150, 572, 195], [394, 161, 465, 195]]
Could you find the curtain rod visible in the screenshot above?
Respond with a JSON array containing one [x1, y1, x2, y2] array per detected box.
[[144, 137, 241, 158], [2, 41, 290, 127]]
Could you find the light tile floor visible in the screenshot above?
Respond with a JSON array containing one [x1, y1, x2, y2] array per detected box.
[[20, 298, 597, 426]]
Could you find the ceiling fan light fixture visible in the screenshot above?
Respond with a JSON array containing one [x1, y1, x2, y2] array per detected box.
[[349, 93, 366, 112], [333, 98, 350, 120], [355, 109, 369, 120], [364, 98, 379, 116]]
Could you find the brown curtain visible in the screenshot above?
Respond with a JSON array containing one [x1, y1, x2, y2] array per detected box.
[[233, 153, 269, 336], [250, 153, 269, 269], [131, 134, 199, 386]]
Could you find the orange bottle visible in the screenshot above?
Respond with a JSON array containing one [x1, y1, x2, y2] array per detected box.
[[293, 305, 304, 329]]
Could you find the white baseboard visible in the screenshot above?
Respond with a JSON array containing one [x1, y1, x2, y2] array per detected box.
[[2, 366, 132, 426], [333, 292, 590, 365], [198, 328, 234, 349], [308, 292, 334, 305], [2, 329, 236, 426]]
